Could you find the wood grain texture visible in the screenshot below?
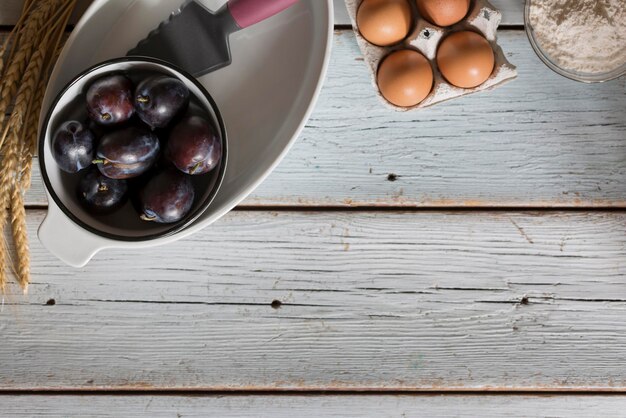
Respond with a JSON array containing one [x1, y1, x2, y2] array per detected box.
[[2, 210, 626, 390], [1, 395, 625, 417], [19, 31, 626, 208], [0, 0, 524, 26]]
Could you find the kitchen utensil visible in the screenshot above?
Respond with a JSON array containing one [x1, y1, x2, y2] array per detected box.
[[38, 0, 333, 267], [128, 0, 298, 76], [39, 57, 228, 243]]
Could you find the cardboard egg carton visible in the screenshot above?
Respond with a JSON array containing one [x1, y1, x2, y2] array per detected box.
[[344, 0, 517, 110]]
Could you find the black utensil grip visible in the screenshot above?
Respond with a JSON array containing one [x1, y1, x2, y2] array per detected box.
[[128, 1, 240, 77]]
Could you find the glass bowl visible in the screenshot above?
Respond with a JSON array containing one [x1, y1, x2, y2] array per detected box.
[[524, 0, 626, 83]]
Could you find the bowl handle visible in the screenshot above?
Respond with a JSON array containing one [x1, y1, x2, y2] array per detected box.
[[37, 203, 104, 267]]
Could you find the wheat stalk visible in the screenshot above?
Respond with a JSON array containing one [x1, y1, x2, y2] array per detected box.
[[0, 0, 77, 291], [0, 44, 49, 291], [0, 0, 69, 153], [10, 185, 28, 291], [0, 1, 68, 103], [0, 4, 54, 290], [0, 0, 39, 79], [0, 3, 52, 139], [0, 35, 46, 152], [18, 79, 44, 190], [10, 105, 42, 291], [0, 0, 78, 291], [12, 3, 75, 291], [0, 1, 69, 154], [0, 118, 21, 289], [1, 0, 73, 149], [18, 0, 72, 166], [0, 232, 5, 292], [18, 9, 72, 190]]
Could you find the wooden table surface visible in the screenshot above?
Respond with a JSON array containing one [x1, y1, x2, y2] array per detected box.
[[1, 0, 626, 416]]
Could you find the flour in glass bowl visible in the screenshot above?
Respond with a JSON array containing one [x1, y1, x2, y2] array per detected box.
[[528, 0, 626, 74]]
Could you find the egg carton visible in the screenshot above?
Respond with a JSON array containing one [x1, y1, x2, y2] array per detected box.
[[344, 0, 517, 110]]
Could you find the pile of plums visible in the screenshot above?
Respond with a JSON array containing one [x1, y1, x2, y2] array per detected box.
[[51, 72, 222, 224]]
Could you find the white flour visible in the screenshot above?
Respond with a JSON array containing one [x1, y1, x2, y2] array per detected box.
[[529, 0, 626, 74]]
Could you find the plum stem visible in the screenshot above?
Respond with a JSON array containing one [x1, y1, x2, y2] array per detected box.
[[190, 161, 203, 175], [140, 214, 156, 222], [92, 159, 108, 165], [136, 96, 149, 104], [101, 113, 111, 121]]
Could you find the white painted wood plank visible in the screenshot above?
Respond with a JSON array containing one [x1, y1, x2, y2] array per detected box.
[[21, 31, 626, 208], [0, 0, 524, 26], [1, 395, 625, 417], [246, 31, 626, 207], [1, 210, 625, 390]]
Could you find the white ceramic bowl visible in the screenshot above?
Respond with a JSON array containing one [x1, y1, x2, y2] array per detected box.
[[38, 0, 333, 267], [40, 57, 227, 241]]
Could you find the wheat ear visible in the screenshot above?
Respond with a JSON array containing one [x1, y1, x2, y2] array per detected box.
[[9, 187, 28, 291], [12, 1, 76, 291], [0, 3, 52, 136], [0, 41, 48, 291], [1, 0, 77, 291]]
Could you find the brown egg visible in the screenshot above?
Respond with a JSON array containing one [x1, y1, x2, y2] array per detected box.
[[416, 0, 470, 27], [357, 0, 413, 46], [436, 31, 495, 88], [377, 49, 434, 107]]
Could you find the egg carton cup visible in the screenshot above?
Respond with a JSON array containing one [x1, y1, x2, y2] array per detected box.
[[345, 0, 518, 110]]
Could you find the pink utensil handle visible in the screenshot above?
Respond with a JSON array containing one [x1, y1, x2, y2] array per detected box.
[[228, 0, 299, 29]]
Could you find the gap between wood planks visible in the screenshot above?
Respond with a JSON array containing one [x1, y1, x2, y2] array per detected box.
[[1, 389, 626, 395], [216, 206, 626, 212], [19, 203, 626, 211]]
